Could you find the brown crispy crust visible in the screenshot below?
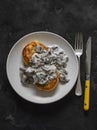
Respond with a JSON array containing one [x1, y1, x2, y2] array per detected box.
[[22, 40, 48, 65], [35, 73, 59, 91]]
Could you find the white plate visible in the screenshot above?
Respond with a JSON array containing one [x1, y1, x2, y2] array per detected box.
[[6, 31, 78, 104]]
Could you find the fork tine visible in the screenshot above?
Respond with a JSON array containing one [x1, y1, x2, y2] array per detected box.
[[82, 35, 83, 51], [79, 32, 81, 49], [80, 32, 83, 50], [81, 33, 83, 50], [75, 33, 79, 49], [78, 32, 80, 49], [78, 32, 81, 49], [76, 33, 78, 49], [75, 33, 77, 49]]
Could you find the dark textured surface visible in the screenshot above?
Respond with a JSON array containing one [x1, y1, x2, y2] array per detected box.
[[0, 0, 97, 130]]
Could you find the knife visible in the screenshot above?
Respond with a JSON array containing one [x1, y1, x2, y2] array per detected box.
[[84, 37, 91, 111]]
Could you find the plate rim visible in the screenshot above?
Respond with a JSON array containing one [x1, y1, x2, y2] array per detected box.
[[6, 31, 79, 104]]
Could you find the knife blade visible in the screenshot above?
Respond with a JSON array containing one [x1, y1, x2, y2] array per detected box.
[[84, 37, 91, 111]]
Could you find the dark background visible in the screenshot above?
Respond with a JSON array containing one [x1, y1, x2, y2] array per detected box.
[[0, 0, 97, 130]]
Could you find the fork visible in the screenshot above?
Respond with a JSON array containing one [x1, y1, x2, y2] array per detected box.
[[74, 32, 83, 96]]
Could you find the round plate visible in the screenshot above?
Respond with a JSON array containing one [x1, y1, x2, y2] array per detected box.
[[6, 31, 78, 104]]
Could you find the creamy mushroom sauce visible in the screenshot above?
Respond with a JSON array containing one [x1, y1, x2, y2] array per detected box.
[[20, 45, 69, 85]]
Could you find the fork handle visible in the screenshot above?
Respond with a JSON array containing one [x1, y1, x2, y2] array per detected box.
[[75, 57, 82, 96]]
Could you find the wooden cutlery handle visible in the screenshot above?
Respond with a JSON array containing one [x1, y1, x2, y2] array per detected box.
[[84, 80, 90, 111]]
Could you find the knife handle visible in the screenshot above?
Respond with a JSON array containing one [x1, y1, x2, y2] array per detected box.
[[84, 80, 90, 111]]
